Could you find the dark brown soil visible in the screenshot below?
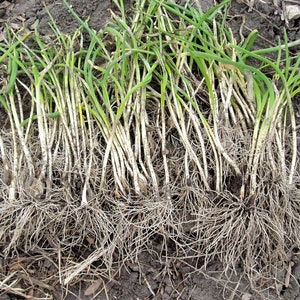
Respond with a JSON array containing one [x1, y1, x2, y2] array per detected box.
[[0, 1, 299, 299]]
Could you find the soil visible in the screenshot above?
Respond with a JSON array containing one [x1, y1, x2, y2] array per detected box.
[[0, 0, 300, 299]]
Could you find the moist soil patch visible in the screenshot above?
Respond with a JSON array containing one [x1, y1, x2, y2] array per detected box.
[[0, 0, 300, 299]]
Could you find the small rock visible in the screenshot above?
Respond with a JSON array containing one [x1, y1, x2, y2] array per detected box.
[[164, 285, 173, 295], [242, 293, 252, 300], [285, 5, 300, 21]]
